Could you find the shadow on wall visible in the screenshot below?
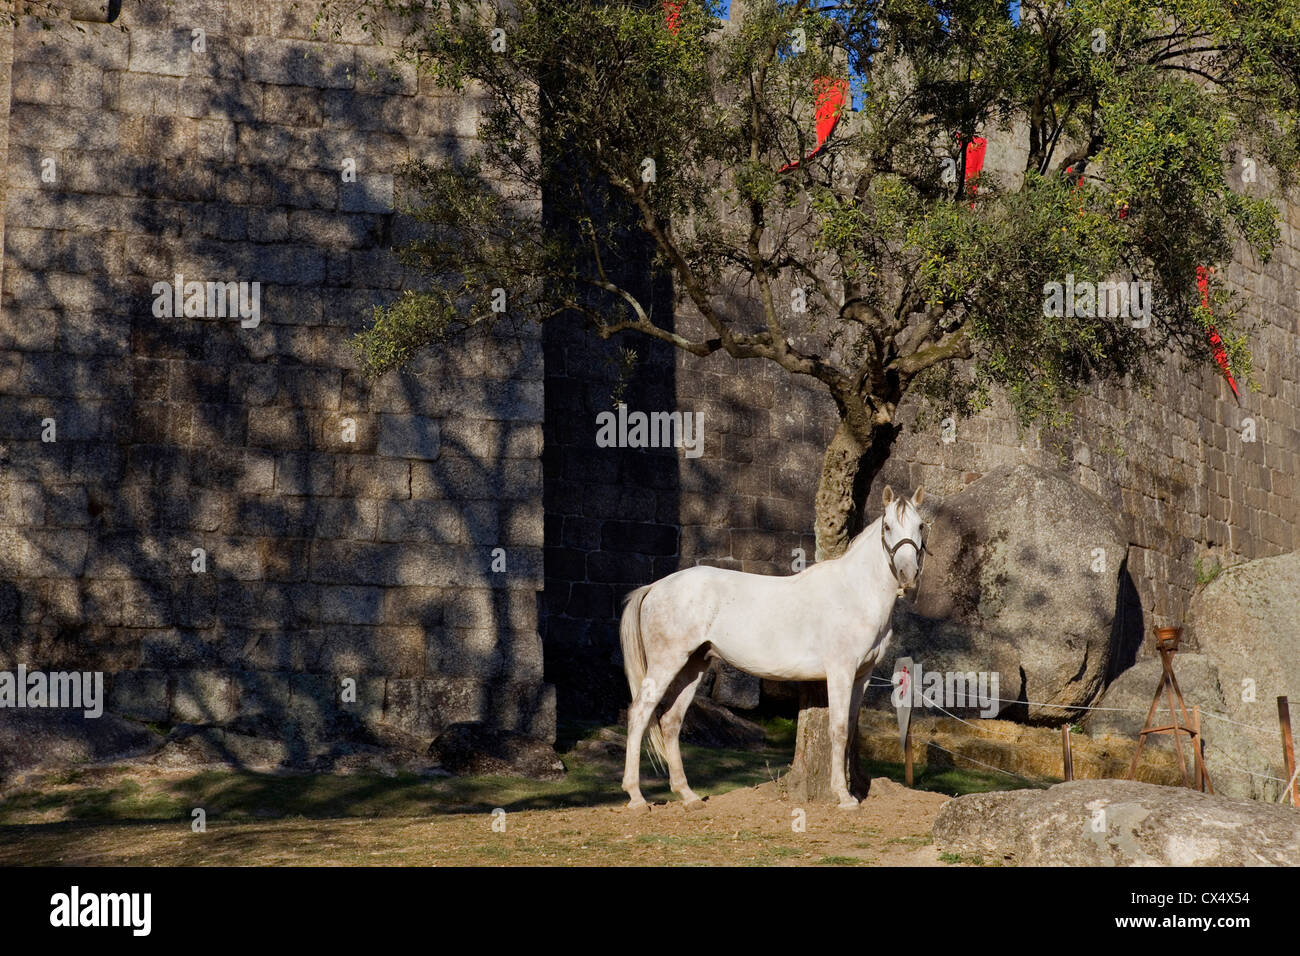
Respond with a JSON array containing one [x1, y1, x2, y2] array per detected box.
[[1107, 555, 1146, 682], [0, 8, 550, 771], [540, 269, 835, 722], [540, 213, 680, 722]]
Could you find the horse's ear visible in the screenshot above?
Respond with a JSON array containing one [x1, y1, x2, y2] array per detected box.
[[912, 486, 925, 507], [881, 486, 894, 507]]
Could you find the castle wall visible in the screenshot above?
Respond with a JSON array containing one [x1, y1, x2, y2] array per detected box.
[[0, 1, 553, 745], [2, 1, 1296, 743]]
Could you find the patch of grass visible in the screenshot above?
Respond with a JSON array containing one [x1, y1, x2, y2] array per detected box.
[[759, 716, 798, 749], [817, 855, 870, 866], [939, 851, 986, 865], [0, 778, 180, 824], [1195, 556, 1225, 587], [886, 834, 933, 847], [634, 834, 716, 849], [0, 729, 799, 827], [862, 758, 1031, 796], [765, 845, 803, 858]]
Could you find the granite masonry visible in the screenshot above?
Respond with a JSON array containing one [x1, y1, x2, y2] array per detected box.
[[0, 2, 552, 750], [1, 2, 1297, 754]]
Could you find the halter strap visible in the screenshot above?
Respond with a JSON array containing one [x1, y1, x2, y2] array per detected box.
[[881, 518, 927, 595]]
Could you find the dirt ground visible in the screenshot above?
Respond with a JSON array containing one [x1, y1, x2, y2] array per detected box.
[[0, 773, 952, 866], [2, 717, 1070, 865]]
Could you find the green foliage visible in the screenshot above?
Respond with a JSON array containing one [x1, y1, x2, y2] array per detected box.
[[939, 850, 990, 865], [1195, 555, 1225, 586], [326, 0, 1300, 434]]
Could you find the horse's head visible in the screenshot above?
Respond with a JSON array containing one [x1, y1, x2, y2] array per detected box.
[[880, 485, 927, 593]]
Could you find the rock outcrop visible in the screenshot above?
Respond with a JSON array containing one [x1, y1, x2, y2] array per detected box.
[[933, 779, 1300, 865], [883, 464, 1130, 723]]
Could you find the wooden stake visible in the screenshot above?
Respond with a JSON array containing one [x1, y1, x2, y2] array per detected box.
[[1061, 725, 1074, 781], [904, 726, 913, 788], [1278, 697, 1298, 806], [1163, 649, 1192, 786], [1191, 706, 1210, 794]]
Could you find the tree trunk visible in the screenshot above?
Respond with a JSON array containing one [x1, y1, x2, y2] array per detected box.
[[784, 415, 900, 803]]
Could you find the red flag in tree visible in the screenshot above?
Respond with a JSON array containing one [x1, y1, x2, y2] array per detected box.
[[1197, 265, 1240, 402], [779, 77, 849, 172]]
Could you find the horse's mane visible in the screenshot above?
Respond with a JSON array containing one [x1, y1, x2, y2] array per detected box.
[[837, 496, 919, 561], [839, 512, 885, 561]]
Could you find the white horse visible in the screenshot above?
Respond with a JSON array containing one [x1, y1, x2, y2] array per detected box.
[[619, 485, 927, 810]]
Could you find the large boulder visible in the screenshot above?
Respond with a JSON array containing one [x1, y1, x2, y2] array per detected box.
[[881, 464, 1129, 723], [428, 722, 565, 780], [933, 779, 1300, 865], [681, 696, 766, 750], [0, 711, 160, 786], [708, 660, 760, 711], [1184, 550, 1300, 801]]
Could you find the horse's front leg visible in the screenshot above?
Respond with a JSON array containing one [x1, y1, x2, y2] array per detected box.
[[846, 666, 873, 799], [846, 630, 889, 798], [826, 668, 858, 809]]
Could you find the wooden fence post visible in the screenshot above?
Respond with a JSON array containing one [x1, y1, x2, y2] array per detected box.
[[1191, 706, 1211, 794], [1061, 725, 1074, 781], [1278, 697, 1298, 806], [904, 726, 913, 788]]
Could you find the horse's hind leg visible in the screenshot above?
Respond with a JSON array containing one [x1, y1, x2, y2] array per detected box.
[[623, 657, 684, 810], [658, 652, 710, 808]]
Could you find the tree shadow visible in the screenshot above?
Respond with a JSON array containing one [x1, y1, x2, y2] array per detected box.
[[0, 8, 547, 781]]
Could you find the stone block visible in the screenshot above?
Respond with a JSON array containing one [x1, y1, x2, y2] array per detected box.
[[128, 28, 194, 76], [339, 174, 395, 213], [171, 669, 236, 723], [377, 499, 463, 543], [376, 413, 440, 460], [243, 37, 356, 89], [108, 670, 170, 723]]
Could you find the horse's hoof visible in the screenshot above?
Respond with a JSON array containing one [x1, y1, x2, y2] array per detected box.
[[625, 799, 650, 814], [837, 799, 860, 811], [683, 797, 706, 811]]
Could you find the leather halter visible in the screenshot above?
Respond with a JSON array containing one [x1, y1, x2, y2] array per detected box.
[[882, 516, 927, 596]]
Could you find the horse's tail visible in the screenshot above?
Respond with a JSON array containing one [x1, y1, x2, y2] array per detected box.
[[620, 585, 667, 764]]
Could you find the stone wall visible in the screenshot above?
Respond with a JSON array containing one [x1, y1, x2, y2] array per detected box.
[[2, 0, 1297, 747], [0, 1, 553, 749]]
